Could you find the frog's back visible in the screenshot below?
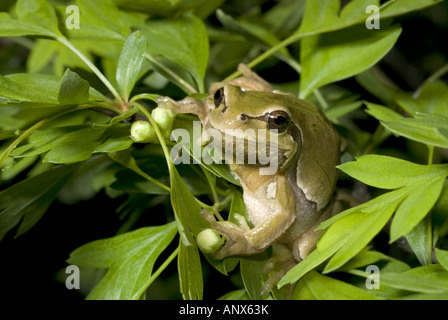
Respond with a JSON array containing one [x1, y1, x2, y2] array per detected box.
[[287, 97, 341, 212]]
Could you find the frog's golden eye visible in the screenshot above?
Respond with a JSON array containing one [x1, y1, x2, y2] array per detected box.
[[266, 110, 290, 133], [213, 87, 225, 108]]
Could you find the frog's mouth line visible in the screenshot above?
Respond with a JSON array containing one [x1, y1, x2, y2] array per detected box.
[[200, 129, 294, 168]]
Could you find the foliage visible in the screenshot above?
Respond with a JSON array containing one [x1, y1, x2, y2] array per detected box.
[[1, 0, 448, 300]]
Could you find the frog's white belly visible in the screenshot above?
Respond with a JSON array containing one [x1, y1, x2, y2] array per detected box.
[[242, 181, 279, 227]]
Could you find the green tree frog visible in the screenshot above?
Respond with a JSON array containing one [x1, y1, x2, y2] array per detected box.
[[159, 64, 341, 294]]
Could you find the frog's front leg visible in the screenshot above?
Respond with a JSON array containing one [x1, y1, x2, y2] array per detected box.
[[203, 172, 297, 259], [201, 210, 261, 259], [157, 96, 209, 124]]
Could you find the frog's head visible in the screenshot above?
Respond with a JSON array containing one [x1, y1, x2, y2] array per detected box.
[[206, 84, 340, 210], [205, 84, 298, 171]]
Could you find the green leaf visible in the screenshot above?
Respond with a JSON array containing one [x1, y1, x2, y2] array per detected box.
[[0, 163, 79, 240], [364, 101, 404, 121], [405, 216, 433, 266], [171, 118, 241, 186], [218, 289, 248, 300], [11, 125, 87, 158], [142, 12, 209, 92], [379, 268, 448, 294], [0, 0, 64, 38], [58, 69, 91, 105], [67, 222, 177, 300], [0, 74, 57, 104], [211, 191, 244, 273], [356, 69, 401, 106], [278, 239, 345, 287], [395, 80, 448, 116], [324, 100, 363, 120], [366, 103, 448, 148], [111, 171, 169, 195], [323, 201, 398, 273], [299, 25, 401, 99], [383, 118, 448, 149], [116, 31, 147, 101], [108, 149, 170, 193], [338, 155, 448, 190], [170, 165, 207, 245], [112, 0, 178, 15], [403, 293, 448, 300], [216, 9, 292, 60], [240, 252, 270, 300], [112, 0, 224, 19], [92, 123, 134, 153], [390, 175, 445, 243], [0, 129, 16, 140], [297, 0, 378, 36], [95, 136, 133, 154], [313, 156, 448, 273], [0, 73, 107, 106], [178, 239, 203, 300], [33, 39, 107, 77], [1, 155, 38, 181], [293, 270, 380, 300], [296, 0, 442, 37], [15, 0, 62, 36], [67, 0, 130, 41], [43, 127, 107, 164], [0, 12, 55, 37], [436, 249, 448, 271], [381, 0, 445, 19], [337, 247, 388, 271]]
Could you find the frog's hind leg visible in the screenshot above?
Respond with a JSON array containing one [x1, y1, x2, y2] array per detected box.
[[260, 244, 297, 297], [209, 64, 274, 93]]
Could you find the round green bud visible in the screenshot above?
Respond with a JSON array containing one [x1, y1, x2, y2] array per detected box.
[[196, 229, 224, 253], [151, 107, 175, 139], [130, 120, 157, 143]]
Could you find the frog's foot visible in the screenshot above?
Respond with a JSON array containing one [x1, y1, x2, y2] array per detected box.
[[260, 244, 297, 297], [201, 210, 261, 259]]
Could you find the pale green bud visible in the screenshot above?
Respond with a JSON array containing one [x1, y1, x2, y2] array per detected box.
[[196, 229, 224, 253], [151, 107, 175, 139], [130, 120, 157, 143]]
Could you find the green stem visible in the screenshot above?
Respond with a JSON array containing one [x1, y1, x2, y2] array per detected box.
[[144, 53, 198, 94], [0, 105, 92, 168], [130, 100, 221, 212], [363, 125, 386, 155], [224, 34, 329, 107], [427, 145, 434, 165], [139, 246, 180, 298], [347, 269, 368, 278], [215, 192, 233, 212], [56, 36, 125, 106], [201, 166, 219, 205], [136, 168, 171, 193], [223, 34, 301, 82], [413, 63, 448, 99], [313, 89, 329, 110], [131, 101, 173, 169]]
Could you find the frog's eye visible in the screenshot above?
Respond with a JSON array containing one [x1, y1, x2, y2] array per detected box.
[[266, 110, 290, 133], [213, 87, 225, 108]]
